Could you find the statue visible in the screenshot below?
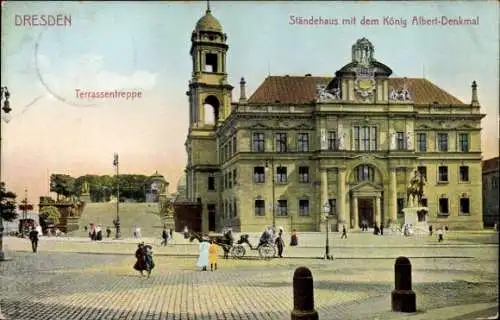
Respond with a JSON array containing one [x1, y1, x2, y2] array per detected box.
[[316, 84, 336, 102], [390, 132, 397, 150], [338, 132, 345, 150], [81, 181, 89, 194], [406, 169, 426, 207]]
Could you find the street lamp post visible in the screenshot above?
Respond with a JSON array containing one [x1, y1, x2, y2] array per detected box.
[[0, 86, 13, 261], [323, 202, 333, 260], [265, 159, 276, 227], [113, 153, 121, 239]]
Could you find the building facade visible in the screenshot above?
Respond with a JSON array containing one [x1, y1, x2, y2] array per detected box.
[[482, 157, 499, 227], [184, 8, 485, 232]]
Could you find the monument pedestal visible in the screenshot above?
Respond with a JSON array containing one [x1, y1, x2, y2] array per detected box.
[[402, 207, 429, 235], [80, 193, 91, 203]]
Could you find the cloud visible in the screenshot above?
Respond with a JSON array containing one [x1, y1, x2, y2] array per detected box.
[[35, 52, 158, 107]]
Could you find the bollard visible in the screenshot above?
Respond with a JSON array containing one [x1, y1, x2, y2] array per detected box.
[[291, 267, 319, 320], [391, 256, 416, 313]]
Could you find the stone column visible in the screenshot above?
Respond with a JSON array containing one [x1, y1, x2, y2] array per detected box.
[[319, 169, 328, 232], [375, 196, 382, 227], [352, 196, 359, 229], [389, 168, 398, 225], [337, 168, 346, 231]]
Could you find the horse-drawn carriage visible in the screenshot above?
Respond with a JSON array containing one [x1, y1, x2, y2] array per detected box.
[[189, 231, 276, 259]]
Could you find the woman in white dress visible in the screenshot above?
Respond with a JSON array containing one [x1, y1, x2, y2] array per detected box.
[[196, 236, 210, 271]]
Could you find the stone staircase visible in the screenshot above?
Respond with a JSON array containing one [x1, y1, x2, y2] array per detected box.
[[67, 203, 163, 238]]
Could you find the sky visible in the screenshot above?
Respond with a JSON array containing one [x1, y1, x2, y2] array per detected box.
[[1, 1, 499, 205]]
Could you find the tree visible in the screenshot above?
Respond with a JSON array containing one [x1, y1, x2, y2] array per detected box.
[[0, 182, 17, 222], [39, 206, 61, 225], [50, 174, 75, 200]]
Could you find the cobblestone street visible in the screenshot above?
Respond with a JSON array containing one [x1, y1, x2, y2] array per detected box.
[[0, 238, 498, 320]]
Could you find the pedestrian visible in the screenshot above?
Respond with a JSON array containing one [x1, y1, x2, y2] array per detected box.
[[106, 226, 111, 238], [196, 235, 210, 271], [91, 224, 97, 241], [143, 244, 155, 279], [208, 240, 218, 271], [29, 227, 39, 253], [341, 225, 347, 239], [429, 225, 433, 236], [169, 228, 173, 239], [96, 225, 103, 241], [161, 227, 169, 246], [133, 243, 146, 276], [184, 226, 189, 239], [380, 222, 384, 236], [437, 228, 444, 242], [290, 229, 298, 246], [275, 228, 285, 257]]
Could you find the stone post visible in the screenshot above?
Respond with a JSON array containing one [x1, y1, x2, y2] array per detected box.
[[291, 267, 319, 320], [391, 256, 417, 313]]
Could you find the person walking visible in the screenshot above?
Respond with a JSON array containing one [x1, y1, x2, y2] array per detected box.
[[429, 225, 433, 236], [275, 228, 285, 258], [196, 235, 210, 271], [161, 227, 169, 246], [208, 240, 218, 271], [437, 228, 444, 242], [380, 222, 384, 236], [133, 243, 146, 276], [106, 226, 112, 238], [169, 228, 173, 239], [340, 225, 347, 239], [29, 227, 39, 253], [143, 244, 155, 279]]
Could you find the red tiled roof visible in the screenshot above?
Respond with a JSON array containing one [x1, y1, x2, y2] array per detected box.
[[482, 157, 499, 173], [247, 76, 464, 105]]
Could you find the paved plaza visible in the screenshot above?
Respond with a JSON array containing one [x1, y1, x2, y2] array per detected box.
[[0, 232, 498, 320]]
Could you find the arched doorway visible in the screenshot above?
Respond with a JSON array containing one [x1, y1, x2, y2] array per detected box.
[[203, 95, 220, 125]]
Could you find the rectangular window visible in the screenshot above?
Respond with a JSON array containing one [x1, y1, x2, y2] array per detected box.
[[276, 133, 287, 152], [277, 199, 288, 216], [252, 132, 265, 152], [396, 132, 405, 150], [439, 198, 449, 215], [228, 172, 232, 189], [354, 126, 377, 151], [298, 199, 310, 216], [297, 133, 309, 152], [459, 198, 470, 215], [397, 198, 405, 217], [459, 133, 469, 152], [328, 199, 337, 216], [354, 127, 360, 151], [233, 169, 237, 186], [438, 166, 448, 183], [420, 198, 428, 207], [207, 172, 215, 191], [254, 199, 265, 216], [417, 166, 427, 180], [233, 199, 237, 217], [298, 166, 310, 183], [254, 167, 265, 183], [416, 133, 427, 152], [459, 166, 469, 182], [437, 133, 448, 152], [232, 136, 237, 154], [328, 131, 337, 150], [277, 166, 287, 184]]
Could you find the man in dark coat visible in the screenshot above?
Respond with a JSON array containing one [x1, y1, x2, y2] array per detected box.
[[161, 228, 168, 246], [29, 227, 39, 253], [341, 225, 347, 239], [275, 229, 285, 258]]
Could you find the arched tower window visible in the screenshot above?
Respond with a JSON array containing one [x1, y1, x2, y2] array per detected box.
[[203, 95, 220, 125], [204, 53, 218, 73], [355, 164, 375, 182]]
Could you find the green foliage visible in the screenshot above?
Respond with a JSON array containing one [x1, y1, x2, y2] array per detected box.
[[0, 182, 17, 222], [49, 173, 153, 202], [39, 206, 61, 225], [50, 174, 75, 199]]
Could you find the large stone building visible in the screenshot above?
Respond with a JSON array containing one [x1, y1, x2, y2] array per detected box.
[[184, 7, 486, 232], [482, 157, 499, 227]]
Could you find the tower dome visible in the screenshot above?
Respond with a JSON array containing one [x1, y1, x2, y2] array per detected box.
[[195, 8, 222, 33]]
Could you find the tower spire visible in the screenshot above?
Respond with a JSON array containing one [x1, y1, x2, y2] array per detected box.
[[207, 0, 210, 13]]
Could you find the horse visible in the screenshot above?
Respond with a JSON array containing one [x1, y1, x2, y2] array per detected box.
[[189, 231, 234, 259]]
